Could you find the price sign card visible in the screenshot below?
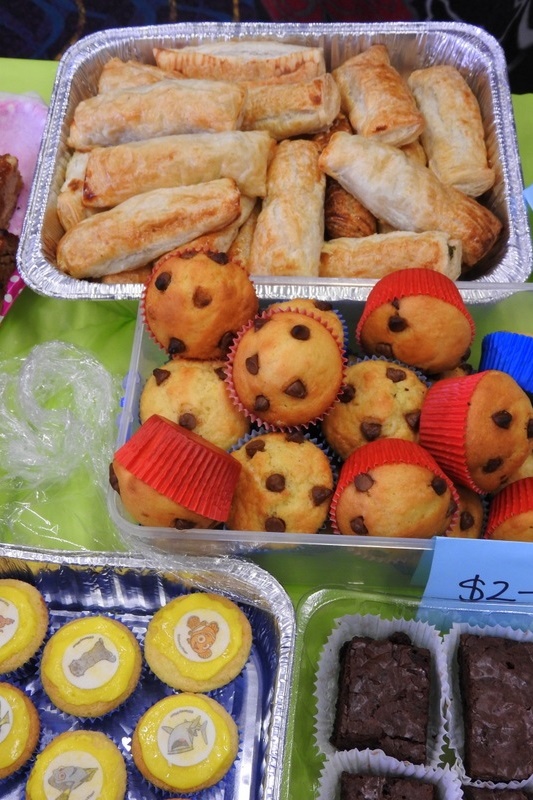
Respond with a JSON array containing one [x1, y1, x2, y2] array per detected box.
[[415, 537, 533, 630]]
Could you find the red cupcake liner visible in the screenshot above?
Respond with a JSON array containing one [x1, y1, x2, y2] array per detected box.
[[114, 415, 241, 521], [485, 477, 533, 538], [355, 267, 475, 347], [329, 437, 459, 534], [225, 305, 347, 431], [419, 371, 488, 493]]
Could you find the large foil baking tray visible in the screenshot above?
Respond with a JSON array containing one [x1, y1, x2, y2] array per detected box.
[[18, 21, 532, 302], [0, 545, 295, 800]]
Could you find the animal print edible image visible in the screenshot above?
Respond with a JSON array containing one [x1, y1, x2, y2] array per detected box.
[[43, 752, 103, 799], [175, 611, 231, 662], [0, 598, 17, 648], [157, 705, 216, 767], [62, 634, 119, 689]]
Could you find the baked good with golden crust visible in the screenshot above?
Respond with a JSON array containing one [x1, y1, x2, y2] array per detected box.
[[0, 579, 48, 675], [332, 45, 425, 146], [446, 485, 485, 538], [318, 131, 502, 270], [139, 357, 250, 450], [321, 358, 428, 459], [143, 249, 258, 360], [0, 682, 40, 779], [144, 592, 252, 691], [324, 176, 377, 240], [227, 431, 334, 533], [97, 56, 180, 93]]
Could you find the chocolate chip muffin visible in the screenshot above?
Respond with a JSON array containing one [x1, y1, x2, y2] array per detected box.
[[142, 249, 258, 360], [321, 357, 428, 459], [227, 431, 334, 534], [356, 268, 474, 374], [227, 307, 345, 428], [268, 297, 346, 347], [139, 357, 249, 450], [420, 369, 533, 494], [330, 438, 458, 538], [446, 484, 485, 538]]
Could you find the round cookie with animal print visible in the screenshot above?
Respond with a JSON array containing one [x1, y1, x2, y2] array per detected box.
[[26, 730, 126, 800], [0, 682, 40, 779], [0, 579, 49, 675], [40, 615, 142, 717], [144, 592, 252, 692], [132, 692, 238, 795]]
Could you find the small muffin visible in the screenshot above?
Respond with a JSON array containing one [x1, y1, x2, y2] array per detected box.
[[485, 477, 533, 541], [132, 692, 238, 794], [479, 331, 533, 394], [227, 431, 334, 533], [0, 579, 48, 675], [227, 308, 345, 428], [139, 358, 250, 450], [419, 370, 533, 494], [268, 297, 347, 346], [144, 592, 252, 692], [143, 249, 258, 360], [356, 268, 475, 374], [321, 357, 428, 459], [330, 438, 458, 538], [0, 682, 40, 779], [446, 485, 485, 538], [40, 615, 142, 717], [110, 414, 242, 529], [26, 730, 126, 800]]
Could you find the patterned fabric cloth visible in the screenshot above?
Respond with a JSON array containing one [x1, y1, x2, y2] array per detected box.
[[0, 0, 532, 92]]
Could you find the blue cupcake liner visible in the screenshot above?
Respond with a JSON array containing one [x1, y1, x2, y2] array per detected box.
[[479, 331, 533, 393]]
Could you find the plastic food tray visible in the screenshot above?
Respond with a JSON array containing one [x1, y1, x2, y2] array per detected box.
[[18, 21, 532, 301], [0, 545, 295, 800], [281, 584, 533, 800], [107, 283, 533, 558]]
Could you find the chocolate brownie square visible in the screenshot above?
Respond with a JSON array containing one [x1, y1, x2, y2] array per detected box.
[[463, 788, 532, 800], [458, 633, 533, 781], [340, 772, 437, 800], [330, 631, 431, 762]]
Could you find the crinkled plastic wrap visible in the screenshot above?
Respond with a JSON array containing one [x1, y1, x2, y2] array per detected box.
[[0, 545, 295, 800], [18, 21, 532, 303]]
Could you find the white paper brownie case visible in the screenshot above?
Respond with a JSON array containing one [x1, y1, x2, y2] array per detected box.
[[443, 621, 533, 788], [316, 748, 462, 800], [314, 613, 449, 766]]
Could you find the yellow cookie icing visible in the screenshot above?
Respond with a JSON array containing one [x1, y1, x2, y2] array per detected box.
[[0, 683, 37, 773], [41, 616, 140, 706], [0, 582, 46, 667], [26, 730, 126, 800], [147, 593, 247, 682], [136, 693, 237, 793]]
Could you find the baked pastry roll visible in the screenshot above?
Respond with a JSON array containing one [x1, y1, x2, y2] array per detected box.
[[83, 131, 275, 208], [248, 139, 325, 276], [320, 230, 462, 279], [227, 198, 261, 272], [153, 39, 326, 84], [56, 152, 97, 231], [97, 57, 179, 93], [56, 178, 241, 279], [67, 79, 247, 150], [325, 176, 377, 239], [332, 45, 425, 146], [101, 265, 153, 284], [408, 64, 495, 196], [241, 74, 341, 140], [318, 132, 502, 269]]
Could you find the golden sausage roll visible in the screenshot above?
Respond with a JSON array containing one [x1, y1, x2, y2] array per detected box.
[[227, 198, 261, 272], [332, 45, 425, 147], [56, 152, 96, 231], [318, 132, 502, 269], [67, 79, 247, 150], [83, 131, 275, 208], [56, 178, 241, 279], [408, 64, 495, 196], [320, 230, 462, 279], [324, 177, 377, 239], [248, 139, 325, 276], [153, 40, 325, 84], [97, 57, 180, 93], [241, 73, 341, 140]]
